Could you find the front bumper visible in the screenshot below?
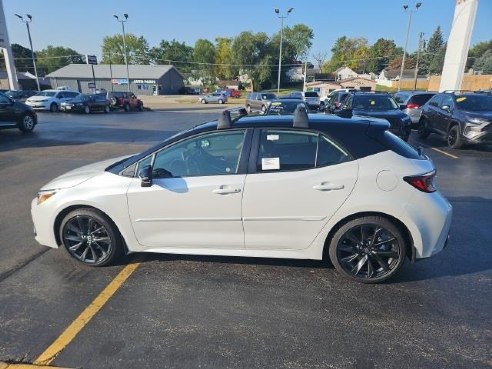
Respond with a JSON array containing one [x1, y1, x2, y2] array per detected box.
[[26, 101, 50, 111], [31, 197, 59, 248], [462, 123, 492, 144]]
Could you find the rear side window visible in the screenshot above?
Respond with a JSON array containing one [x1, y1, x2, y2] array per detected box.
[[408, 94, 434, 106], [304, 92, 319, 97], [256, 130, 352, 172]]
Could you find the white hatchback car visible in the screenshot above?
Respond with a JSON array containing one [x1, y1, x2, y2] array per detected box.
[[31, 108, 452, 283], [25, 89, 80, 112]]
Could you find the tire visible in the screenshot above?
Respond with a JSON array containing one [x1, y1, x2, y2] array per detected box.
[[417, 118, 430, 139], [18, 113, 35, 133], [328, 216, 407, 284], [447, 125, 463, 149], [137, 104, 144, 112], [218, 99, 224, 104], [261, 105, 267, 113], [246, 105, 251, 113], [124, 103, 130, 112], [84, 106, 90, 114], [50, 103, 58, 113], [201, 99, 207, 104], [60, 208, 122, 267], [104, 105, 110, 114]]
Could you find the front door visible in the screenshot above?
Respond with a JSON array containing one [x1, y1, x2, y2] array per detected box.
[[127, 129, 249, 249], [242, 129, 358, 250], [0, 94, 16, 128]]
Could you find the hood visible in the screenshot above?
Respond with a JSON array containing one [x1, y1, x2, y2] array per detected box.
[[463, 111, 492, 123], [28, 96, 51, 102], [352, 109, 406, 119], [40, 155, 129, 191]]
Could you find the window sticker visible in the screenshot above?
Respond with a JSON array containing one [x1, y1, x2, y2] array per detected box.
[[456, 97, 467, 102], [267, 134, 279, 141], [370, 100, 376, 105], [271, 102, 282, 106], [262, 157, 280, 170]]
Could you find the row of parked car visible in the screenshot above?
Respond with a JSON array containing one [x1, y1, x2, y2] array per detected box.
[[242, 89, 492, 149], [0, 88, 145, 134]]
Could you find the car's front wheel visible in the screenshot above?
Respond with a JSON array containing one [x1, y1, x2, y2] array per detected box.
[[447, 125, 463, 149], [218, 99, 224, 104], [50, 103, 58, 113], [123, 103, 131, 112], [104, 105, 110, 114], [84, 106, 90, 114], [60, 208, 122, 267], [417, 118, 430, 139], [18, 113, 35, 133], [201, 99, 207, 104], [328, 216, 407, 283]]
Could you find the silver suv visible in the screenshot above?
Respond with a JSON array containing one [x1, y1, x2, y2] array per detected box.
[[286, 91, 321, 111], [246, 92, 277, 113]]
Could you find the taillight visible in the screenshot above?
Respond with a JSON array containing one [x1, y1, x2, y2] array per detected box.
[[406, 103, 420, 109], [403, 171, 437, 193]]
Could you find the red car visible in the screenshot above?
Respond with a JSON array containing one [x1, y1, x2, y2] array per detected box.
[[229, 89, 241, 98]]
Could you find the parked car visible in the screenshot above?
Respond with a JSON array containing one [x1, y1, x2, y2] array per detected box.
[[5, 90, 38, 102], [199, 92, 228, 104], [322, 88, 357, 105], [324, 90, 352, 114], [103, 91, 143, 112], [25, 89, 80, 112], [334, 92, 412, 141], [60, 93, 111, 114], [265, 99, 308, 115], [245, 92, 277, 113], [285, 91, 322, 111], [31, 106, 452, 284], [418, 92, 492, 148], [0, 92, 37, 133], [216, 89, 241, 98], [393, 91, 436, 128]]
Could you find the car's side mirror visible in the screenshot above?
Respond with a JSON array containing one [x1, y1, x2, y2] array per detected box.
[[336, 107, 353, 118], [441, 105, 451, 112], [138, 165, 153, 187]]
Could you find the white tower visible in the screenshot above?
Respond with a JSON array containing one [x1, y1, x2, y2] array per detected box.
[[0, 0, 19, 90], [439, 0, 479, 92]]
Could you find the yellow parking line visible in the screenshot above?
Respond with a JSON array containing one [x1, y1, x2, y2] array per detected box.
[[1, 362, 73, 368], [430, 147, 459, 159], [33, 259, 143, 366]]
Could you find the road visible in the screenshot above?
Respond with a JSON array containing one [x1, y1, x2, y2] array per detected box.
[[0, 108, 491, 369]]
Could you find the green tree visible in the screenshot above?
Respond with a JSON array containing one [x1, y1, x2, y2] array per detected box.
[[468, 40, 492, 70], [101, 34, 150, 65], [473, 49, 492, 73], [366, 38, 400, 73], [150, 39, 194, 74], [231, 31, 271, 90], [0, 44, 35, 73], [214, 37, 233, 80], [192, 39, 216, 82], [420, 26, 445, 75], [36, 45, 84, 74], [283, 24, 314, 61], [323, 37, 368, 73]]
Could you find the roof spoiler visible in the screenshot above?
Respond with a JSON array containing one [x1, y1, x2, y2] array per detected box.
[[217, 107, 248, 129], [293, 104, 309, 128]]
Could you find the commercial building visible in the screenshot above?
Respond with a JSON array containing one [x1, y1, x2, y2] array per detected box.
[[46, 64, 184, 95]]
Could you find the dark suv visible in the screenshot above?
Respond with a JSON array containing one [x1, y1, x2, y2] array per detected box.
[[106, 91, 144, 112], [0, 93, 37, 133], [418, 92, 492, 148], [333, 92, 412, 141]]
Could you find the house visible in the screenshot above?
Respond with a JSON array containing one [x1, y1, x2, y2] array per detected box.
[[46, 64, 185, 95], [335, 67, 359, 81], [305, 81, 341, 99], [377, 68, 427, 88], [339, 77, 376, 91]]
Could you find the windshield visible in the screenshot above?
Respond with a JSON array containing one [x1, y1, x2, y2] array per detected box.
[[353, 95, 398, 110], [36, 91, 56, 97], [454, 95, 492, 112], [261, 93, 276, 100], [6, 90, 21, 98]]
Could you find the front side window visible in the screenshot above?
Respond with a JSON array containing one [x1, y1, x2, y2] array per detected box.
[[256, 130, 351, 172], [440, 95, 454, 109], [151, 130, 246, 178], [428, 95, 443, 107]]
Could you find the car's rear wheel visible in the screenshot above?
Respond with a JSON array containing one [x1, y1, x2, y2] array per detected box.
[[60, 208, 122, 267], [447, 125, 463, 149], [201, 99, 207, 104], [124, 103, 130, 112], [328, 216, 407, 283], [104, 105, 110, 113], [18, 113, 35, 133], [417, 118, 430, 139], [84, 106, 90, 114], [218, 99, 224, 104], [50, 103, 58, 113], [137, 104, 144, 112]]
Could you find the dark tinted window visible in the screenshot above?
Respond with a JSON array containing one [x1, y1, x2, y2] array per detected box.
[[440, 95, 454, 108], [304, 92, 319, 97], [428, 95, 443, 107], [261, 93, 276, 100], [408, 94, 434, 106], [316, 134, 352, 166], [380, 131, 422, 159], [454, 94, 492, 111], [267, 101, 305, 115], [393, 93, 411, 103], [353, 95, 398, 110]]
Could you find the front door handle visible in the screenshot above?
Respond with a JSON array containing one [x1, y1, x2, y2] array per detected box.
[[313, 182, 345, 191], [213, 186, 241, 195]]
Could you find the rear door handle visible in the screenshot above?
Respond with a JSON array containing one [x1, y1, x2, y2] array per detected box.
[[213, 186, 241, 195], [313, 182, 344, 191]]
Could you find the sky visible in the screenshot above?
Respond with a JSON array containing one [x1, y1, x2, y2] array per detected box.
[[3, 0, 492, 62]]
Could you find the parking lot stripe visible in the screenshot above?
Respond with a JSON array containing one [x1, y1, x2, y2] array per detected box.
[[0, 362, 74, 369], [33, 258, 143, 366], [430, 148, 459, 159]]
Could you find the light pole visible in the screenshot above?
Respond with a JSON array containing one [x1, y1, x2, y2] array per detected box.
[[398, 2, 421, 92], [113, 13, 130, 92], [15, 13, 40, 91], [275, 7, 293, 94], [413, 32, 425, 90]]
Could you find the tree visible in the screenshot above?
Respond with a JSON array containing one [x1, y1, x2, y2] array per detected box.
[[150, 39, 193, 74], [101, 34, 150, 65], [366, 38, 400, 73], [231, 31, 271, 90], [468, 40, 492, 70], [323, 37, 368, 72], [312, 51, 328, 70], [214, 37, 233, 80], [192, 39, 216, 83], [36, 45, 84, 74], [473, 49, 492, 74], [283, 24, 314, 61], [420, 26, 445, 75], [0, 43, 35, 73]]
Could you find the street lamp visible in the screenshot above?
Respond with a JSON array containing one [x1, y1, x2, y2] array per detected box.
[[14, 13, 40, 91], [275, 7, 293, 94], [398, 2, 422, 92], [113, 13, 130, 92]]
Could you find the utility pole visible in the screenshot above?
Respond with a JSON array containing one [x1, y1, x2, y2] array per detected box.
[[113, 13, 130, 92], [15, 13, 40, 90], [274, 7, 293, 94], [413, 32, 424, 90], [398, 2, 422, 92]]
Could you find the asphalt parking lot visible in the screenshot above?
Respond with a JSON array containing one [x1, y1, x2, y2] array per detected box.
[[0, 108, 491, 369]]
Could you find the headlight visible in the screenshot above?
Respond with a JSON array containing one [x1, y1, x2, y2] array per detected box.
[[37, 190, 56, 205], [468, 117, 487, 125]]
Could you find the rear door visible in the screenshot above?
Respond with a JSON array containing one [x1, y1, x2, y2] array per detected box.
[[242, 128, 358, 250], [424, 95, 443, 131]]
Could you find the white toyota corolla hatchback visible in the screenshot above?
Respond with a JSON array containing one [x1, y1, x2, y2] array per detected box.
[[31, 108, 452, 283]]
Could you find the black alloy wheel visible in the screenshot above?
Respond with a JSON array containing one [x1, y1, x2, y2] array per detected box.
[[84, 105, 90, 114], [60, 208, 121, 266], [329, 216, 406, 283], [417, 118, 430, 139], [447, 125, 463, 149], [18, 114, 35, 133], [50, 103, 58, 113]]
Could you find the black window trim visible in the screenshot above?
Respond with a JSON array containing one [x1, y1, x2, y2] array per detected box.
[[248, 127, 354, 175]]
